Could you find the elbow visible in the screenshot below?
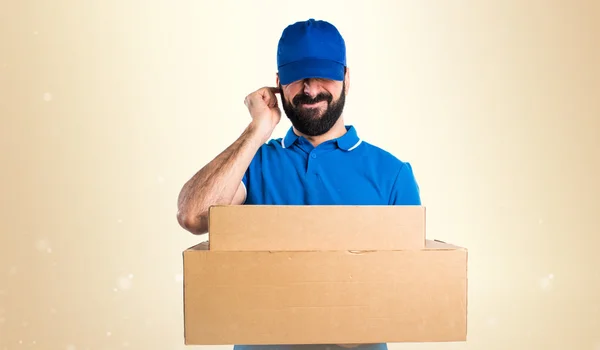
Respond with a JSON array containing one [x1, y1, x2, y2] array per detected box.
[[176, 209, 208, 235]]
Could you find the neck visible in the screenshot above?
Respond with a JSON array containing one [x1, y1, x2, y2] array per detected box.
[[294, 117, 347, 148]]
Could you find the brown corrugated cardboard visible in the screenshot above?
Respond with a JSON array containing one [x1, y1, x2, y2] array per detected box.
[[182, 239, 467, 345], [207, 205, 426, 251]]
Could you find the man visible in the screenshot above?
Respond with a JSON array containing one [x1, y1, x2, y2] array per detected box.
[[177, 18, 421, 350]]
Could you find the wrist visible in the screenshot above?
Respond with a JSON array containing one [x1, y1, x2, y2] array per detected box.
[[247, 121, 272, 144]]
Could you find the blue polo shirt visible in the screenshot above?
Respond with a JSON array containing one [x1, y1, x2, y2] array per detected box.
[[242, 125, 421, 206], [236, 125, 421, 350]]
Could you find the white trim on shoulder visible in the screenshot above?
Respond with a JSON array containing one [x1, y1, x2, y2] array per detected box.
[[347, 139, 362, 151], [281, 138, 286, 148]]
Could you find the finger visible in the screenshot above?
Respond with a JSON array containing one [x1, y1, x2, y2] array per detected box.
[[267, 93, 279, 108], [260, 88, 279, 108], [258, 86, 280, 97]]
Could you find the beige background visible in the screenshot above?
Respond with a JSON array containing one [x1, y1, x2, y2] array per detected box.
[[1, 0, 599, 349]]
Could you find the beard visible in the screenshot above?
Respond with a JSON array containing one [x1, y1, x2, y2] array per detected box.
[[279, 81, 346, 137]]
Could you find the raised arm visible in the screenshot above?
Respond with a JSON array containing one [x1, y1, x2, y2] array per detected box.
[[176, 87, 282, 235]]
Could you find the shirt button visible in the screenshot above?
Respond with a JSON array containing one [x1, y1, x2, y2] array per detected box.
[[311, 153, 317, 159]]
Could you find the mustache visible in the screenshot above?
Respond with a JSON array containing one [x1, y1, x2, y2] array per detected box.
[[293, 92, 333, 106]]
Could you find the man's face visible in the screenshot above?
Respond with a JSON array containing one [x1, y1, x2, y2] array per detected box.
[[278, 76, 347, 137]]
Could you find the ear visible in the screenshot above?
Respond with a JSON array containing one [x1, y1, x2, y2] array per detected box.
[[276, 72, 280, 87], [343, 66, 350, 94]]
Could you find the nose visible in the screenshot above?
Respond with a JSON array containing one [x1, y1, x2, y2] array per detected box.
[[302, 79, 320, 97]]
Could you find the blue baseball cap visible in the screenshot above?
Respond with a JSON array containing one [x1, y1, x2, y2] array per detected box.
[[277, 18, 346, 85]]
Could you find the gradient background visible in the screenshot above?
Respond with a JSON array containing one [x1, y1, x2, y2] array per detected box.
[[1, 1, 599, 349]]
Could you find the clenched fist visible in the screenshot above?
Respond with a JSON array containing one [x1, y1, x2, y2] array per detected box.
[[244, 86, 282, 143]]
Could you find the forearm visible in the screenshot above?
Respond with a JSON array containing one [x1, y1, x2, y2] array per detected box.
[[177, 123, 264, 234]]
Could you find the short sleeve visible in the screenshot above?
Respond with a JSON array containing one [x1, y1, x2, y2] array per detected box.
[[389, 162, 422, 205], [241, 146, 264, 205], [240, 169, 249, 204], [242, 168, 249, 188]]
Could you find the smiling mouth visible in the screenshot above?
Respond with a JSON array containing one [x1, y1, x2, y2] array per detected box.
[[300, 101, 326, 108]]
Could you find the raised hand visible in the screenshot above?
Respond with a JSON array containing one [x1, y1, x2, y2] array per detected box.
[[244, 86, 282, 143]]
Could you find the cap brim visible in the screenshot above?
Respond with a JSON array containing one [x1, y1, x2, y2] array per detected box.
[[278, 58, 345, 85]]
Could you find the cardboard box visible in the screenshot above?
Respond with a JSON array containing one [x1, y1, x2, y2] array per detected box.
[[182, 239, 467, 345], [207, 205, 426, 251]]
